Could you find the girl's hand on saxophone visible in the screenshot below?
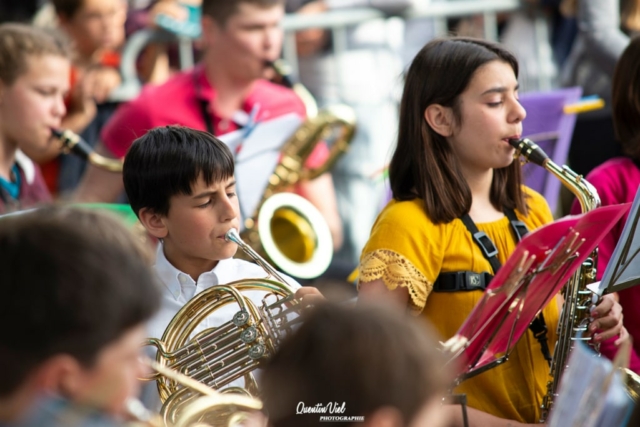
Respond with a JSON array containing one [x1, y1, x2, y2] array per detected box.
[[615, 326, 630, 346], [588, 294, 624, 343]]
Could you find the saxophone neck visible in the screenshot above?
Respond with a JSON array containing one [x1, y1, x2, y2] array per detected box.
[[543, 161, 600, 213], [509, 137, 601, 213], [51, 128, 123, 173], [266, 59, 318, 118]]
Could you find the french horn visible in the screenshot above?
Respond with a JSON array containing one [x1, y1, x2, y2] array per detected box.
[[146, 228, 303, 424], [127, 358, 263, 427]]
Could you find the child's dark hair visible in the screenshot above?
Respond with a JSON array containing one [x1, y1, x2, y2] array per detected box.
[[202, 0, 284, 27], [261, 302, 450, 427], [123, 126, 235, 217], [0, 206, 161, 397], [390, 37, 527, 223], [50, 0, 86, 19]]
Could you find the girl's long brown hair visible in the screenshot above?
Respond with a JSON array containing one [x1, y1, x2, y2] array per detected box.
[[389, 37, 527, 224]]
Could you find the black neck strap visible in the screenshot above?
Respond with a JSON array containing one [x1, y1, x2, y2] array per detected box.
[[459, 209, 551, 366], [193, 70, 216, 136], [199, 99, 215, 135], [460, 208, 527, 274]]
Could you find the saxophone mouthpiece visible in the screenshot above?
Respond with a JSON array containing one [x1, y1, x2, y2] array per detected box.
[[508, 137, 550, 167], [51, 128, 90, 159], [50, 128, 64, 139], [266, 59, 294, 89], [507, 138, 521, 150]]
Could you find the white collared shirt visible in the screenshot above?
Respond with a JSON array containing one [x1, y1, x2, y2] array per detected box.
[[146, 243, 301, 340]]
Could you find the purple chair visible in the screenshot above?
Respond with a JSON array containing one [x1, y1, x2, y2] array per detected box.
[[518, 87, 583, 215]]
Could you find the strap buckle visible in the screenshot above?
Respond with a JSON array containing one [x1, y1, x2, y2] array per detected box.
[[511, 220, 529, 242], [433, 271, 492, 292], [462, 271, 484, 290], [472, 231, 499, 259]]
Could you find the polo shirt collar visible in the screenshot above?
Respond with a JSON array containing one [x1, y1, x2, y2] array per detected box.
[[193, 64, 259, 125]]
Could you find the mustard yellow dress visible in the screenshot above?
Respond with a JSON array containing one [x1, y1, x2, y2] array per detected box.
[[358, 187, 559, 423]]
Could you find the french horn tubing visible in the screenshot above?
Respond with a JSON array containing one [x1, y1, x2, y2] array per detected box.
[[126, 358, 263, 427]]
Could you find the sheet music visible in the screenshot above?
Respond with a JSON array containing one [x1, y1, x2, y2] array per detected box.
[[217, 113, 303, 225], [547, 342, 633, 427]]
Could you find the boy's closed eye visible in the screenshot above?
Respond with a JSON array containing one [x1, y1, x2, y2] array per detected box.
[[193, 182, 237, 208], [197, 199, 213, 208]]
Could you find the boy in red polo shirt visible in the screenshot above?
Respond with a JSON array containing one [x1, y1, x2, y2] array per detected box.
[[74, 0, 343, 251]]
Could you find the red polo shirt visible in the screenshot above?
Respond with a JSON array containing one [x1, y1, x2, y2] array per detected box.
[[102, 65, 328, 167]]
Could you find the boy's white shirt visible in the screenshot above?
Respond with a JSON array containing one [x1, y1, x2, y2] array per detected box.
[[146, 242, 301, 340], [14, 150, 36, 184]]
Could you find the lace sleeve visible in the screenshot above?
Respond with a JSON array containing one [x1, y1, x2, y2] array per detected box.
[[358, 249, 432, 314]]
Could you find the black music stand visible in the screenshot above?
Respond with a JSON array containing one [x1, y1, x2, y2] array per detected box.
[[596, 187, 640, 295]]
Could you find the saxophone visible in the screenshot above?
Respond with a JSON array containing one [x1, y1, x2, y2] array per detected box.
[[51, 128, 123, 172], [235, 60, 357, 279], [508, 138, 600, 422]]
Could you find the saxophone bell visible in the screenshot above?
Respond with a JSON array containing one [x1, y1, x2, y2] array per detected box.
[[51, 128, 123, 173]]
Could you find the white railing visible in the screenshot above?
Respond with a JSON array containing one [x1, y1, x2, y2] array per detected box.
[[114, 0, 549, 102], [280, 0, 522, 80]]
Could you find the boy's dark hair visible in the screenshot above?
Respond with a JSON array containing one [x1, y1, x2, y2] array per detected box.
[[612, 35, 640, 162], [0, 206, 161, 397], [390, 37, 527, 224], [123, 126, 235, 217], [202, 0, 284, 27], [50, 0, 84, 19], [0, 23, 70, 85], [261, 302, 449, 427]]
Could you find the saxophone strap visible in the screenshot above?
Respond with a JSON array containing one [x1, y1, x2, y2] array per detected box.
[[199, 98, 216, 135], [433, 208, 552, 366], [195, 74, 246, 137]]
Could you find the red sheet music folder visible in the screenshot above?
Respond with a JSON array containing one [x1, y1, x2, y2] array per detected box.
[[443, 204, 630, 381]]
